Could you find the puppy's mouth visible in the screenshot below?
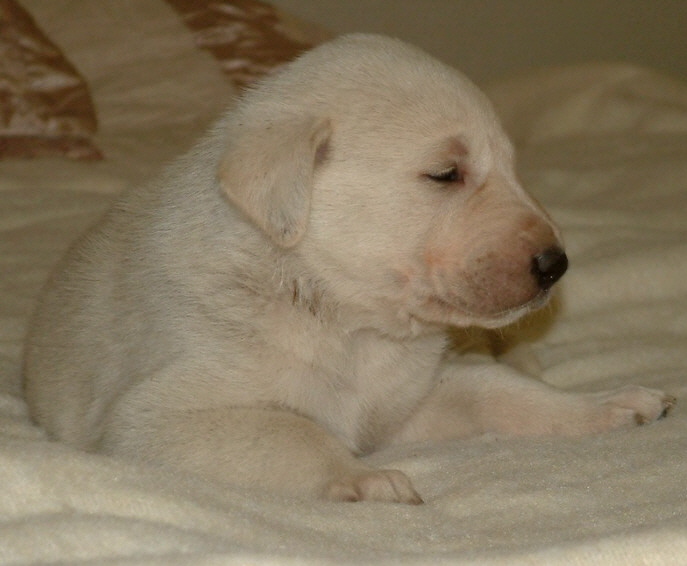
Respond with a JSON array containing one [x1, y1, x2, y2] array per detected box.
[[412, 289, 551, 330]]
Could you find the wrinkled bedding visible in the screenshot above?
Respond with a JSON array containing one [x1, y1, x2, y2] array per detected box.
[[1, 1, 686, 564]]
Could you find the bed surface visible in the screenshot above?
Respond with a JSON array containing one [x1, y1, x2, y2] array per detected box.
[[1, 1, 686, 564]]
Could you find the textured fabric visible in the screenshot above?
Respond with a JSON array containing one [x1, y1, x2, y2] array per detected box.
[[0, 0, 101, 159], [167, 0, 330, 88]]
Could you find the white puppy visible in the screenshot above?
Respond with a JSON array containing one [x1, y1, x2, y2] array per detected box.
[[24, 35, 674, 503]]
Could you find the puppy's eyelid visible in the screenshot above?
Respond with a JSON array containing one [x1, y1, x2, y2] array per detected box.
[[425, 166, 465, 185]]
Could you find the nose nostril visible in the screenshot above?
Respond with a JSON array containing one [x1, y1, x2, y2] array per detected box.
[[532, 247, 568, 291]]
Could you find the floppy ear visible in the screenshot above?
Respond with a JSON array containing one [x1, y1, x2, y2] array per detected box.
[[219, 115, 331, 248]]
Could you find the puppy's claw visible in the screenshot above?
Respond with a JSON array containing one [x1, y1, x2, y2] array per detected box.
[[658, 395, 677, 420], [325, 469, 423, 505], [598, 386, 676, 430], [636, 393, 676, 425]]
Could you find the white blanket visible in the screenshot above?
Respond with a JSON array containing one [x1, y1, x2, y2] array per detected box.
[[1, 4, 686, 564]]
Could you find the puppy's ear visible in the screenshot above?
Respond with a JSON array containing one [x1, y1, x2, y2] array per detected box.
[[219, 115, 331, 248]]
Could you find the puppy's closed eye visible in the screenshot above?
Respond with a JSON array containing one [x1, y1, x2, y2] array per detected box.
[[425, 166, 465, 185]]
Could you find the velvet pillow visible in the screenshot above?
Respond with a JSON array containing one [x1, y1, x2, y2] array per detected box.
[[0, 0, 102, 159]]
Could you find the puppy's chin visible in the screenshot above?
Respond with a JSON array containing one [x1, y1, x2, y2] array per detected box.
[[412, 290, 552, 331]]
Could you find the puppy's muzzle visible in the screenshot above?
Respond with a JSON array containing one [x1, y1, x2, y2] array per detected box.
[[531, 246, 568, 291]]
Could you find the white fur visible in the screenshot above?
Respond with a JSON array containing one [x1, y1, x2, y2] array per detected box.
[[23, 35, 674, 503]]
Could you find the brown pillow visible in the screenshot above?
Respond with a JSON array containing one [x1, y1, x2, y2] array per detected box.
[[166, 0, 331, 89], [0, 0, 101, 159]]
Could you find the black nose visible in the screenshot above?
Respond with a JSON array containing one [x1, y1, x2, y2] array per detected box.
[[532, 247, 568, 290]]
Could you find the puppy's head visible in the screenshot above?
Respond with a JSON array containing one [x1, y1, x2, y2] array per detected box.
[[219, 34, 566, 334]]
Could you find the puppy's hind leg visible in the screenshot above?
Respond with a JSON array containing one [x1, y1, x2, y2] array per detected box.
[[100, 404, 423, 504], [391, 356, 676, 444]]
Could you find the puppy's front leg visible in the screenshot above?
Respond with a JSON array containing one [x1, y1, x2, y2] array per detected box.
[[392, 356, 675, 444], [100, 404, 422, 504]]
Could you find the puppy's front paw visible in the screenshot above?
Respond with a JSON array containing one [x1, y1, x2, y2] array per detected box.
[[593, 385, 676, 430], [325, 469, 423, 505]]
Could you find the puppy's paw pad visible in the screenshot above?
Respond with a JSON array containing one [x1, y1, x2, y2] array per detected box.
[[597, 385, 676, 429], [325, 469, 423, 505]]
